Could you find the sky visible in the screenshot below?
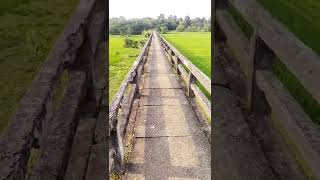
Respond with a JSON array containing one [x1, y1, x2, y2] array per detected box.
[[110, 0, 211, 19]]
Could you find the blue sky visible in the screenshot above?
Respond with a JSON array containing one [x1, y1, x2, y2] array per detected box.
[[110, 0, 211, 19]]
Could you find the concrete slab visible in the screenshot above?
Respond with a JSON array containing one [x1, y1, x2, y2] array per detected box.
[[212, 86, 276, 180], [85, 143, 107, 180], [140, 89, 189, 106], [64, 118, 96, 180], [143, 74, 181, 89], [125, 136, 210, 180], [144, 64, 173, 74], [135, 106, 202, 137], [123, 173, 145, 180], [147, 59, 172, 68]]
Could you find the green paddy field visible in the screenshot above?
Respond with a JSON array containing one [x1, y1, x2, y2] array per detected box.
[[109, 32, 211, 102], [163, 32, 211, 78], [109, 35, 145, 102]]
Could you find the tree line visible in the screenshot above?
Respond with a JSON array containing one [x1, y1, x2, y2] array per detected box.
[[109, 14, 211, 35]]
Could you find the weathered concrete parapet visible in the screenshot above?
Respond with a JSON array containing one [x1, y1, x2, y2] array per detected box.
[[214, 0, 320, 178], [256, 70, 320, 179], [228, 0, 320, 105], [109, 34, 153, 175], [31, 71, 87, 180], [212, 86, 276, 180], [0, 0, 107, 179]]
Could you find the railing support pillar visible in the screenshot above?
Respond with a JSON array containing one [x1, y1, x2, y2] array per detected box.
[[133, 69, 140, 94], [169, 49, 174, 63], [109, 125, 124, 175], [187, 73, 196, 97], [246, 30, 258, 112], [175, 57, 181, 75], [141, 56, 147, 73]]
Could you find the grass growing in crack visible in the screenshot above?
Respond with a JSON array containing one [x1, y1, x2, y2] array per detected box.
[[0, 0, 78, 133], [110, 174, 120, 180], [26, 148, 40, 179], [124, 134, 135, 163], [52, 71, 69, 111]]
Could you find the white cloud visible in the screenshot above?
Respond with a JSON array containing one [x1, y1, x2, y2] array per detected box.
[[110, 0, 211, 19]]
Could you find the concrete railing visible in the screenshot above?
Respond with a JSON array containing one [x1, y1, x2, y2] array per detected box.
[[109, 33, 153, 175], [0, 0, 107, 179], [213, 0, 320, 178], [156, 32, 211, 121]]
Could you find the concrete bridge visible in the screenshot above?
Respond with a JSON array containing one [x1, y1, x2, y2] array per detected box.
[[1, 0, 320, 179], [110, 32, 211, 179]]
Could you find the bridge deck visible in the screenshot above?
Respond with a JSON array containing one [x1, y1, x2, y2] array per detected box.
[[123, 35, 211, 179]]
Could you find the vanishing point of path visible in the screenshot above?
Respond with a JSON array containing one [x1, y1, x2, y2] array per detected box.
[[123, 34, 211, 180]]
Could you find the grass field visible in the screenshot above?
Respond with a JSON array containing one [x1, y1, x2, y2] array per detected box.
[[259, 0, 320, 56], [227, 3, 320, 125], [109, 35, 145, 103], [0, 0, 78, 133], [163, 32, 211, 78]]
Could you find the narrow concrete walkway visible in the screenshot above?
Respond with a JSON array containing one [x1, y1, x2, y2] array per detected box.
[[123, 35, 211, 180]]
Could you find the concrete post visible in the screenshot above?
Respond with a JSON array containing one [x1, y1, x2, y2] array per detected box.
[[169, 49, 173, 63], [187, 73, 196, 97], [175, 57, 181, 75], [246, 30, 258, 112]]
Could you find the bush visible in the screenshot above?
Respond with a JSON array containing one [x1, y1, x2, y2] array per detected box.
[[124, 37, 141, 48], [189, 26, 199, 32], [139, 39, 146, 48], [160, 26, 168, 34], [177, 24, 185, 32], [124, 37, 138, 48], [142, 30, 151, 38]]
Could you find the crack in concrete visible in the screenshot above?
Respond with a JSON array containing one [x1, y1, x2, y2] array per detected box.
[[135, 135, 192, 138], [142, 87, 182, 90]]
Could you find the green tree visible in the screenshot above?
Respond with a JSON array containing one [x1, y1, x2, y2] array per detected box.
[[184, 16, 191, 27], [109, 15, 210, 35], [160, 25, 168, 34], [177, 21, 185, 32]]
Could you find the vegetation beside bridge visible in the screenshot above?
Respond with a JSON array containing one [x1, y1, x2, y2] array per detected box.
[[109, 14, 211, 35], [0, 0, 78, 132], [109, 35, 146, 102]]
